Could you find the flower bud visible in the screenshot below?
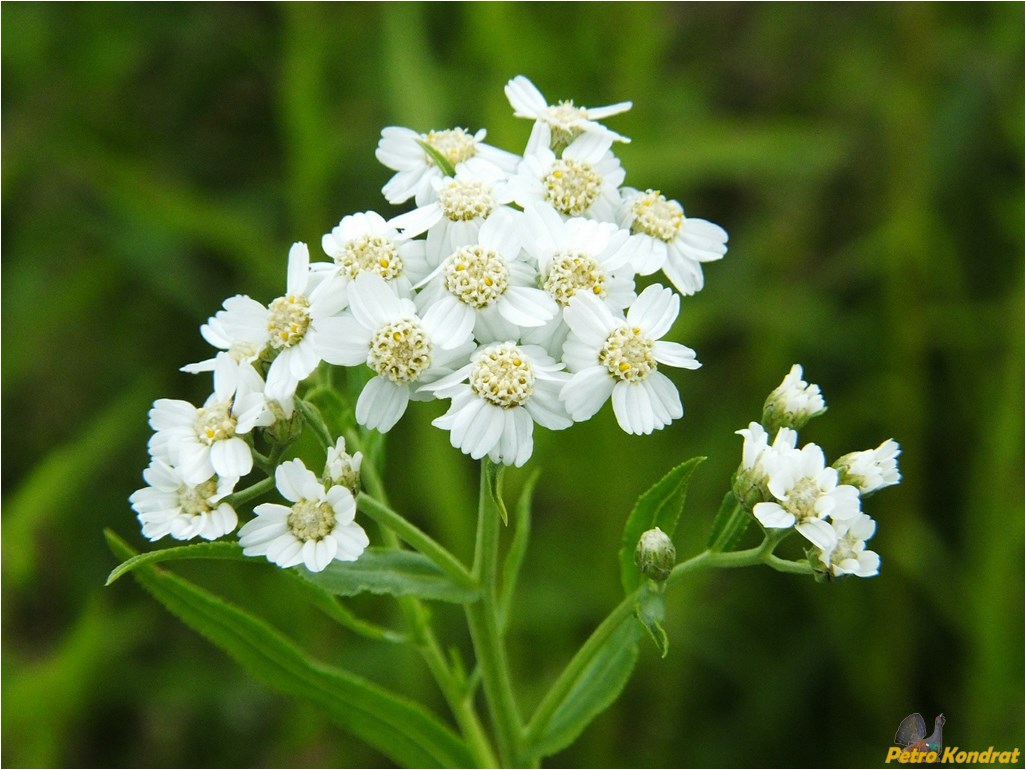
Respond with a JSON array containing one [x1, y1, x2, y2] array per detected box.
[[834, 439, 901, 496], [761, 364, 827, 434], [635, 527, 676, 583], [262, 399, 303, 445], [323, 437, 363, 495]]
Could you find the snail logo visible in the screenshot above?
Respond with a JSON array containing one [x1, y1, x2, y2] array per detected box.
[[884, 712, 1022, 765]]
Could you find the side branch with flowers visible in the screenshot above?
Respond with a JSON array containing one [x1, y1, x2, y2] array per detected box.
[[108, 75, 901, 768]]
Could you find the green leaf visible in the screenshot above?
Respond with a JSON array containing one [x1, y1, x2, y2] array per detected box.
[[619, 457, 705, 594], [416, 139, 457, 177], [105, 535, 247, 585], [105, 531, 474, 769], [499, 468, 539, 631], [483, 457, 509, 526], [296, 546, 480, 603], [530, 614, 642, 759], [635, 583, 669, 658], [706, 490, 753, 552]]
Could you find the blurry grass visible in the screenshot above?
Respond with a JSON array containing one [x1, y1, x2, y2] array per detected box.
[[2, 2, 1023, 767]]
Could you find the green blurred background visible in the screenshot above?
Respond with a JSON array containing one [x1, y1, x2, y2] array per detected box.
[[3, 3, 1023, 767]]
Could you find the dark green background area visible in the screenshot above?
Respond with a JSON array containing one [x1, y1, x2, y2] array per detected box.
[[2, 3, 1022, 767]]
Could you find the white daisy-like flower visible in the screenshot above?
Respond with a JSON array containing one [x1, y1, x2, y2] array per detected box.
[[617, 187, 728, 296], [816, 513, 880, 578], [262, 242, 355, 402], [388, 158, 514, 256], [762, 364, 828, 432], [833, 439, 902, 496], [560, 285, 700, 435], [519, 202, 636, 357], [504, 75, 632, 146], [238, 458, 369, 573], [319, 210, 431, 298], [752, 443, 861, 551], [323, 436, 363, 495], [181, 294, 271, 374], [423, 341, 572, 467], [376, 125, 519, 206], [416, 207, 558, 344], [328, 272, 475, 433], [148, 356, 271, 485], [130, 459, 238, 541], [507, 122, 626, 223]]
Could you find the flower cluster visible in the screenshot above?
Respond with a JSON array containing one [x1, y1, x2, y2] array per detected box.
[[733, 365, 901, 578], [129, 76, 728, 571]]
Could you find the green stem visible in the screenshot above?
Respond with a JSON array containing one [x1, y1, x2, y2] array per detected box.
[[466, 460, 524, 766], [356, 493, 478, 592], [295, 397, 334, 449], [223, 476, 275, 509]]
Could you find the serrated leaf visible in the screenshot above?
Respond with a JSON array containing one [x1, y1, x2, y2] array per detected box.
[[706, 490, 752, 552], [531, 615, 642, 759], [105, 534, 247, 585], [619, 457, 705, 594], [105, 531, 474, 768], [296, 547, 480, 603]]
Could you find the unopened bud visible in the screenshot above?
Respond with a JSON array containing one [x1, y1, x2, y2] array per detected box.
[[262, 399, 303, 445], [761, 364, 826, 434], [635, 527, 676, 583]]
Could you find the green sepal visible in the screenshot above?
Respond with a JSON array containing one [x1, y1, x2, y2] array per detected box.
[[619, 457, 705, 595], [416, 139, 457, 177], [104, 531, 474, 768], [296, 546, 480, 603], [635, 582, 669, 658]]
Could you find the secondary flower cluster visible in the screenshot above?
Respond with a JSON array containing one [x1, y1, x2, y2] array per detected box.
[[733, 365, 901, 578], [129, 76, 728, 572]]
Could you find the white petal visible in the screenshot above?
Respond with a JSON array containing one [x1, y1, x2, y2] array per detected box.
[[210, 437, 253, 479], [563, 292, 619, 345], [312, 316, 372, 366], [796, 518, 837, 551], [653, 340, 701, 370], [497, 287, 557, 327], [275, 458, 316, 503], [349, 272, 402, 330], [355, 376, 411, 433], [561, 367, 615, 422], [286, 242, 311, 295], [422, 294, 476, 345], [627, 284, 679, 340], [753, 502, 795, 530]]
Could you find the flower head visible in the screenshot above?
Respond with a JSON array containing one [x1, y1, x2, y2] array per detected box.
[[834, 439, 902, 495], [423, 341, 571, 467], [130, 459, 238, 541], [238, 458, 369, 573], [323, 437, 363, 495], [320, 211, 431, 297], [816, 513, 880, 578], [732, 422, 799, 508], [761, 364, 827, 433], [560, 284, 700, 435], [504, 75, 632, 147], [752, 443, 861, 551], [618, 188, 728, 296]]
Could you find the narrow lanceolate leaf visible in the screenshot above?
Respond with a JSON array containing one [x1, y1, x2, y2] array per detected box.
[[105, 531, 474, 769], [530, 614, 642, 759], [296, 547, 480, 603], [619, 457, 705, 595], [105, 533, 247, 585], [706, 490, 752, 552], [635, 583, 669, 658], [483, 457, 509, 526], [416, 139, 457, 177]]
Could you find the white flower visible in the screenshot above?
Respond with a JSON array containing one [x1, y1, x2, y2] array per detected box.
[[323, 436, 363, 494], [181, 294, 271, 374], [130, 459, 238, 541], [504, 75, 632, 145], [507, 122, 625, 223], [328, 272, 475, 433], [262, 242, 355, 402], [148, 356, 271, 484], [238, 458, 369, 573], [834, 439, 902, 495], [376, 125, 518, 206], [752, 443, 861, 551], [618, 188, 728, 296], [762, 364, 828, 432], [519, 202, 636, 356], [416, 207, 558, 344], [560, 285, 700, 435], [388, 158, 514, 256], [817, 513, 880, 578], [319, 210, 431, 297], [734, 422, 800, 501], [423, 341, 572, 467]]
